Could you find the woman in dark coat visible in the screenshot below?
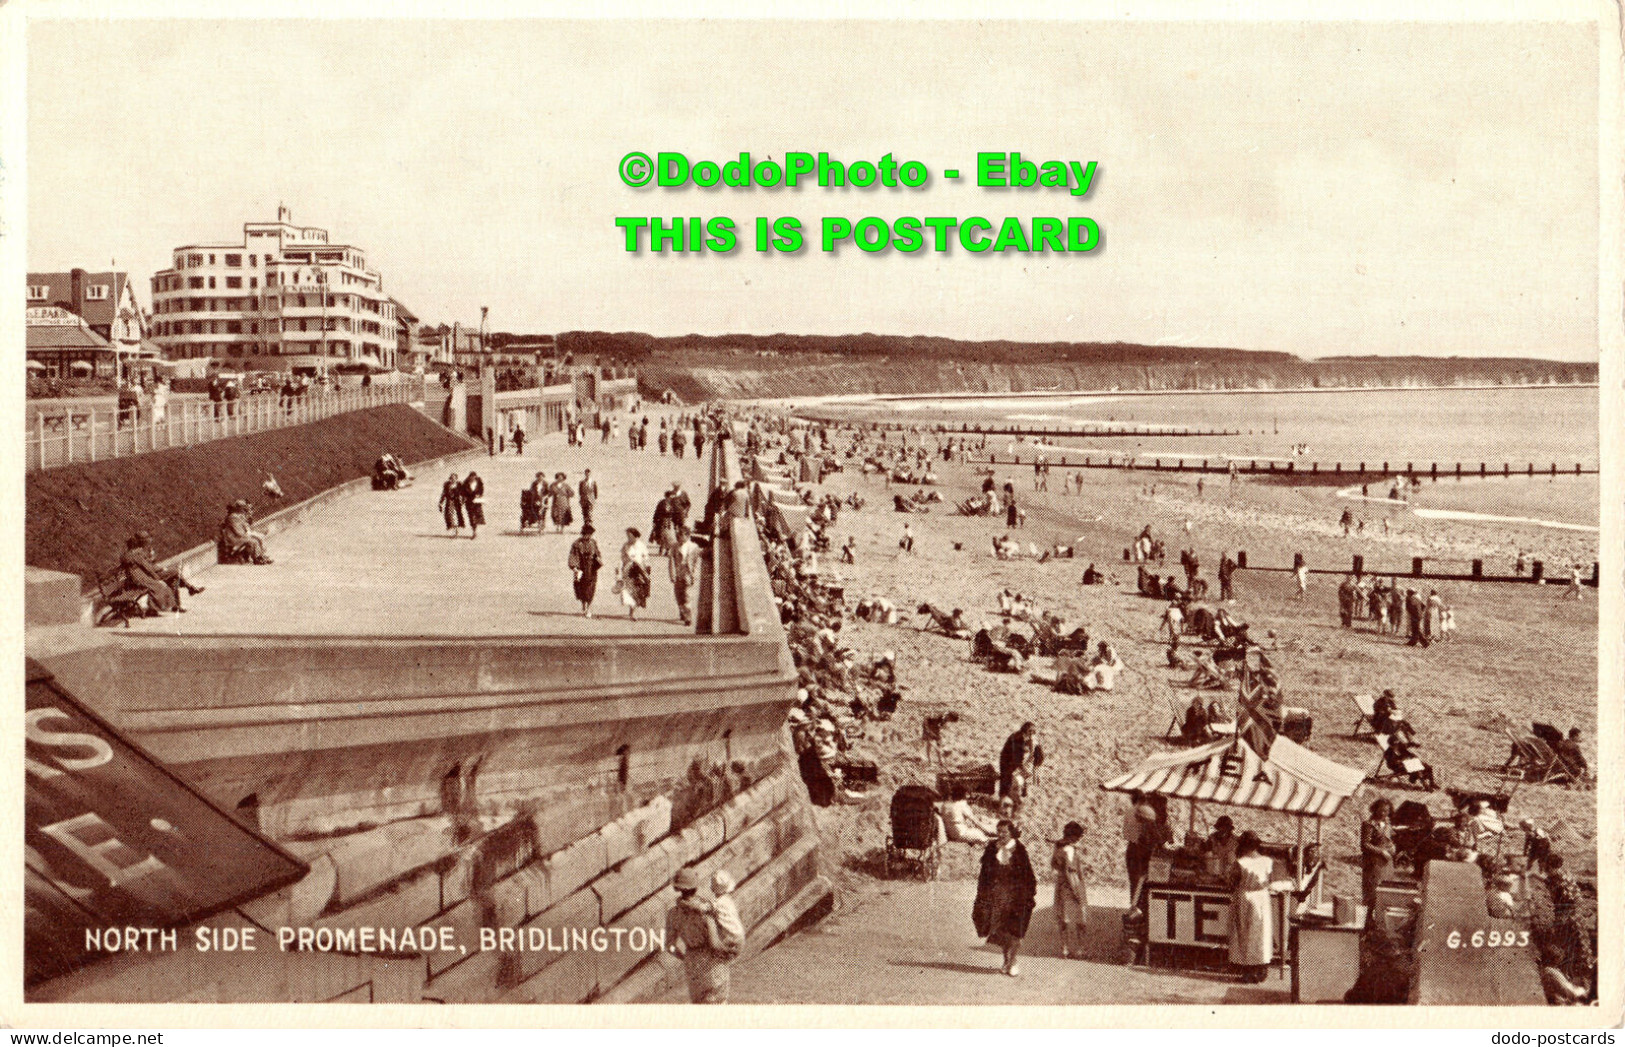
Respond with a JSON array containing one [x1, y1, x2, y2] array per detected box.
[[568, 524, 602, 617], [439, 473, 465, 536], [460, 471, 485, 539], [972, 819, 1038, 977]]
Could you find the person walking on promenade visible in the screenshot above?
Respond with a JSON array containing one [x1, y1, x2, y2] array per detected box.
[[1293, 561, 1309, 599], [694, 426, 706, 460], [439, 473, 465, 537], [619, 528, 652, 620], [639, 417, 651, 450], [672, 426, 688, 459], [665, 867, 732, 1003], [549, 472, 575, 533], [1218, 552, 1236, 602], [672, 531, 701, 626], [568, 524, 602, 618], [1387, 582, 1404, 637], [1051, 821, 1090, 959], [512, 425, 525, 456], [578, 469, 598, 528], [972, 820, 1038, 977], [460, 471, 485, 539], [658, 420, 669, 456]]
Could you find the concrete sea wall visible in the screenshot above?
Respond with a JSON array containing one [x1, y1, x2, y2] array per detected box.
[[27, 433, 828, 1003]]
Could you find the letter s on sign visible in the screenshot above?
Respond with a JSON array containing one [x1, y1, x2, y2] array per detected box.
[[27, 708, 115, 771]]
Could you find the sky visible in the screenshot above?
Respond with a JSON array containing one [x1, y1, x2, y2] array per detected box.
[[26, 17, 1601, 360]]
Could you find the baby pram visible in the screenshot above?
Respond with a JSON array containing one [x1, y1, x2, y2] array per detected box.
[[886, 783, 943, 880], [519, 488, 544, 532]]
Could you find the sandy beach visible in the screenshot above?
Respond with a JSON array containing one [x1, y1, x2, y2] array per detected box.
[[773, 423, 1598, 906]]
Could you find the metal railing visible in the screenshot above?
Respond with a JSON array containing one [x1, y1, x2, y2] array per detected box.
[[26, 380, 428, 472]]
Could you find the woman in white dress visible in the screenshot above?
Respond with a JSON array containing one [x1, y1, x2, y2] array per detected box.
[[619, 527, 652, 620], [1228, 831, 1274, 983]]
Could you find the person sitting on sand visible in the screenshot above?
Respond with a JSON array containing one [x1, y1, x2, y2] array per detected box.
[[1082, 563, 1103, 586], [939, 792, 998, 844], [1082, 642, 1126, 692]]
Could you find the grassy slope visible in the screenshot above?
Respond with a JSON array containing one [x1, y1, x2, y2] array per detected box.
[[26, 404, 477, 589]]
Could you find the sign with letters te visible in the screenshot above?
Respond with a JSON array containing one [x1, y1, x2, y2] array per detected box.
[[1147, 887, 1232, 948], [24, 660, 308, 986]]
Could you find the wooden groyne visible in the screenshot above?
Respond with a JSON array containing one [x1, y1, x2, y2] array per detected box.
[[967, 455, 1597, 483], [793, 416, 1242, 439], [1221, 550, 1599, 588]]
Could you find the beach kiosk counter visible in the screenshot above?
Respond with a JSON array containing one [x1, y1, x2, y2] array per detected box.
[[1102, 734, 1368, 984]]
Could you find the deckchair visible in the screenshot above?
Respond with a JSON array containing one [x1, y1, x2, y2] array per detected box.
[[1501, 728, 1566, 785], [1351, 693, 1378, 739], [1370, 734, 1437, 791]]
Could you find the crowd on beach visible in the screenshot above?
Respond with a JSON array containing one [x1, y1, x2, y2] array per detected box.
[[714, 409, 1597, 1004]]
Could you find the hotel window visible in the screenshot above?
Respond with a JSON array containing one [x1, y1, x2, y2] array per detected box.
[[27, 285, 47, 300], [225, 254, 241, 267], [188, 277, 204, 289], [189, 254, 203, 267], [226, 277, 242, 289], [227, 322, 242, 334], [84, 285, 109, 300], [208, 254, 215, 265], [249, 255, 256, 266], [208, 277, 216, 289], [250, 277, 257, 289]]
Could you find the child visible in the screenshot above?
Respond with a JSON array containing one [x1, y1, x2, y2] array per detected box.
[[1051, 822, 1089, 959], [709, 870, 746, 958]]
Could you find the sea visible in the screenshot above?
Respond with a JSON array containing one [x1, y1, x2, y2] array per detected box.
[[793, 385, 1601, 529]]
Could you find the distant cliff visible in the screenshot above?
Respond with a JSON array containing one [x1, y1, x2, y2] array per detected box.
[[632, 354, 1596, 403]]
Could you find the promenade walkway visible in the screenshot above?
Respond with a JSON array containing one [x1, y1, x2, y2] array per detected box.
[[667, 880, 1291, 1005], [124, 422, 712, 638]]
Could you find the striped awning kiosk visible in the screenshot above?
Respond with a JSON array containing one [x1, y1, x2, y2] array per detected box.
[[1102, 734, 1368, 916], [1101, 735, 1367, 818]]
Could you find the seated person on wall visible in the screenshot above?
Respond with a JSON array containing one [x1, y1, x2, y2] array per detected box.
[[372, 453, 412, 490], [120, 531, 204, 615], [219, 499, 273, 564]]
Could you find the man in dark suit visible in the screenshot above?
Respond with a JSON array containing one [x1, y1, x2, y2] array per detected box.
[[120, 531, 204, 614]]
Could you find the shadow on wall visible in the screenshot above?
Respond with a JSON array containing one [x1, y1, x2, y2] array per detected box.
[[670, 757, 755, 832]]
